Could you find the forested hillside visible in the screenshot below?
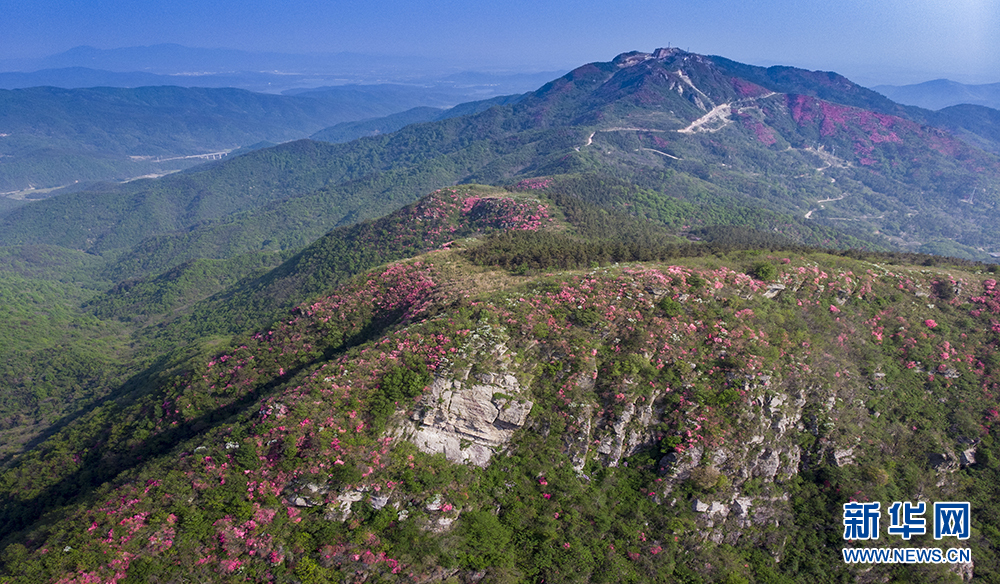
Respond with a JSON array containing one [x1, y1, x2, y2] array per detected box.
[[0, 84, 482, 193], [6, 47, 1000, 279], [3, 47, 1000, 583], [1, 185, 1000, 583]]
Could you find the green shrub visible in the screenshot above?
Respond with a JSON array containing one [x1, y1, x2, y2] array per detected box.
[[370, 355, 431, 432], [658, 297, 683, 317], [750, 261, 778, 281]]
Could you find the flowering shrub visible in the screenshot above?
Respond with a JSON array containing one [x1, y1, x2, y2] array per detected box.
[[514, 178, 553, 190]]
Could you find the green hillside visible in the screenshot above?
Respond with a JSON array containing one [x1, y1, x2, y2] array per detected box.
[[5, 48, 1000, 583], [1, 186, 999, 582], [309, 95, 526, 144], [0, 85, 474, 193], [5, 47, 1000, 282]]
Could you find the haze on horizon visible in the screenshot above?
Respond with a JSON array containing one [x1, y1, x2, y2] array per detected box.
[[3, 0, 999, 86]]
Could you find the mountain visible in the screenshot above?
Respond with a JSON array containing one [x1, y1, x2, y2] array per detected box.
[[1, 183, 1000, 582], [309, 95, 526, 144], [874, 79, 1000, 111], [8, 46, 1000, 278], [0, 45, 569, 95], [0, 84, 479, 194], [0, 82, 564, 195], [923, 104, 1000, 156], [0, 44, 448, 77], [0, 67, 172, 89], [8, 46, 1000, 582], [309, 107, 448, 143], [280, 84, 494, 112], [0, 68, 424, 95]]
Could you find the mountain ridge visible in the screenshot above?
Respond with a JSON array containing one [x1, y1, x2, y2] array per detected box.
[[874, 78, 1000, 111], [5, 48, 992, 260], [2, 182, 999, 581]]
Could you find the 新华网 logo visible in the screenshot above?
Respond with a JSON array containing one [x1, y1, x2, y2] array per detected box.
[[841, 501, 971, 564]]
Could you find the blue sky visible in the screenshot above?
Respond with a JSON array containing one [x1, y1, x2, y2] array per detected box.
[[2, 0, 998, 85]]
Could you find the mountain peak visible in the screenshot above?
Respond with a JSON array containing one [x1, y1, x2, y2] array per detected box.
[[612, 47, 689, 68]]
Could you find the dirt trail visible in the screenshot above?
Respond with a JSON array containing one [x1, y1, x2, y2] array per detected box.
[[640, 148, 681, 160], [581, 127, 667, 150], [798, 147, 853, 219], [804, 194, 849, 220], [677, 104, 732, 134]]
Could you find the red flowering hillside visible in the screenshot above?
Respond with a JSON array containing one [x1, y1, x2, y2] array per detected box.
[[122, 185, 559, 340], [4, 215, 1000, 582]]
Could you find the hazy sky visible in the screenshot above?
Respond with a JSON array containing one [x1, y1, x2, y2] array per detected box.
[[3, 0, 998, 85]]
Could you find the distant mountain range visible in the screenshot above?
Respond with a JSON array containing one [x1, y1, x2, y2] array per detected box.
[[0, 86, 531, 194], [0, 44, 566, 94], [0, 85, 475, 194], [874, 78, 1000, 111], [0, 46, 566, 195], [0, 44, 454, 77]]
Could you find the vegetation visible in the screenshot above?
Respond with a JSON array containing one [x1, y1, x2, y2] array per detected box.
[[0, 183, 998, 581], [0, 84, 460, 192], [6, 47, 1000, 282], [2, 234, 1000, 582], [6, 46, 1000, 583], [0, 272, 129, 456]]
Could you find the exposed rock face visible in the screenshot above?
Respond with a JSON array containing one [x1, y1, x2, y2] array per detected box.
[[731, 497, 752, 517], [656, 379, 806, 547], [324, 490, 364, 522], [660, 445, 703, 488], [589, 387, 662, 468], [952, 560, 975, 581], [596, 400, 635, 467], [693, 499, 728, 516], [565, 404, 593, 472], [285, 480, 329, 508], [763, 283, 786, 299], [400, 373, 533, 466], [833, 447, 855, 467], [929, 451, 958, 472]]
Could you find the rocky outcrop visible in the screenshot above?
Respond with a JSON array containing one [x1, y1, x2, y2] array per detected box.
[[595, 400, 635, 467], [763, 283, 786, 299], [399, 373, 533, 466], [929, 450, 959, 472], [952, 560, 975, 581], [565, 403, 593, 472], [655, 379, 807, 548], [285, 479, 329, 508], [324, 490, 364, 522]]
